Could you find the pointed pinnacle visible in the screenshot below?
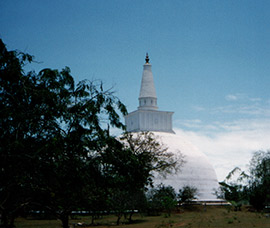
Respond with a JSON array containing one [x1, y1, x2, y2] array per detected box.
[[145, 53, 150, 64]]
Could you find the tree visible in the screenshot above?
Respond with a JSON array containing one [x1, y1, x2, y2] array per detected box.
[[29, 74, 127, 228], [0, 39, 127, 228], [146, 184, 177, 217], [215, 167, 248, 211], [100, 136, 145, 225], [94, 131, 183, 224], [0, 39, 182, 227], [0, 39, 40, 227], [120, 131, 183, 185], [217, 151, 270, 211], [248, 150, 270, 210], [178, 186, 198, 205], [102, 131, 182, 224]]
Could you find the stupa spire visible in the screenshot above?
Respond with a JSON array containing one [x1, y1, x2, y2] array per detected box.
[[145, 52, 150, 64], [138, 53, 157, 110], [124, 54, 174, 133]]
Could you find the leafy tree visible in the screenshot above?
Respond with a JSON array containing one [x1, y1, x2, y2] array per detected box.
[[116, 132, 182, 221], [217, 151, 270, 212], [0, 39, 127, 228], [100, 137, 145, 225], [0, 39, 182, 228], [106, 188, 146, 225], [215, 167, 248, 211], [29, 75, 127, 228], [146, 184, 177, 217], [0, 39, 40, 227], [102, 131, 182, 224], [178, 186, 198, 205], [248, 150, 270, 210], [120, 131, 183, 185]]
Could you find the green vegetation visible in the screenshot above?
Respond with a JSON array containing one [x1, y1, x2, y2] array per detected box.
[[0, 39, 181, 228], [178, 186, 198, 205], [216, 150, 270, 211], [147, 184, 178, 217], [14, 206, 270, 228], [248, 150, 270, 210]]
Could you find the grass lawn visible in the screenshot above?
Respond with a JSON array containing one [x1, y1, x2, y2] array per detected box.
[[15, 206, 270, 228]]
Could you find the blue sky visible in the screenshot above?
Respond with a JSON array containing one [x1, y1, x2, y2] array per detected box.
[[1, 0, 270, 180]]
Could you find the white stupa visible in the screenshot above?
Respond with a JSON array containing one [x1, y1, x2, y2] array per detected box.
[[125, 54, 219, 200]]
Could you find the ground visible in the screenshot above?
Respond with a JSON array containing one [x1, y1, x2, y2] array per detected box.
[[15, 206, 270, 228]]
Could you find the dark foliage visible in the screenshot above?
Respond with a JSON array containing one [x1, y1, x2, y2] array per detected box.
[[248, 150, 270, 210], [146, 184, 177, 217], [178, 186, 198, 204], [217, 151, 270, 211], [0, 39, 127, 228], [0, 39, 181, 228]]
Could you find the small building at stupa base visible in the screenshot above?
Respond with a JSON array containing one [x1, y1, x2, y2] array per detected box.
[[125, 54, 220, 201]]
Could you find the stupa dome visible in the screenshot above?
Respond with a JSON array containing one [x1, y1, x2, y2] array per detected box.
[[153, 132, 219, 200]]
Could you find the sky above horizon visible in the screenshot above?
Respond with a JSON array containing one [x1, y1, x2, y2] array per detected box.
[[1, 0, 270, 181]]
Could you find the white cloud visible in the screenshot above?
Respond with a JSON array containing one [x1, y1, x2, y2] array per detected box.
[[182, 93, 270, 181], [218, 104, 270, 116], [225, 94, 239, 101], [193, 98, 270, 117], [174, 118, 270, 181], [175, 119, 202, 129], [225, 93, 262, 103], [225, 93, 248, 101]]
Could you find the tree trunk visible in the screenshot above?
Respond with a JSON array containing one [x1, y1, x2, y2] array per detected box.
[[116, 214, 122, 225], [60, 214, 69, 228], [9, 216, 15, 228], [128, 211, 134, 223]]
